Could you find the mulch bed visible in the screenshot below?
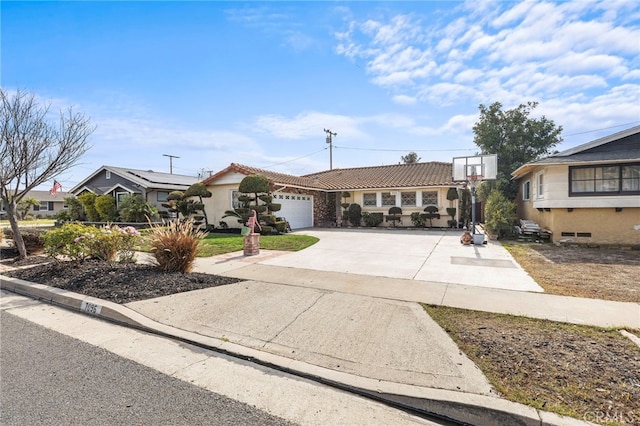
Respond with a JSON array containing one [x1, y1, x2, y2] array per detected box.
[[1, 251, 242, 304]]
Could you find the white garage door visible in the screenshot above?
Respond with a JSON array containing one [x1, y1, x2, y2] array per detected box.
[[273, 193, 313, 230]]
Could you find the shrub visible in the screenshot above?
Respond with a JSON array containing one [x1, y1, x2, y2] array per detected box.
[[65, 196, 85, 221], [410, 212, 425, 227], [3, 227, 46, 254], [44, 222, 93, 261], [347, 203, 362, 227], [78, 193, 100, 222], [95, 195, 117, 222], [484, 190, 517, 239], [362, 212, 383, 227], [54, 210, 72, 222], [84, 225, 141, 263], [275, 221, 287, 233], [422, 205, 440, 227], [148, 219, 207, 273], [43, 223, 141, 262], [118, 194, 159, 222], [259, 225, 274, 235]]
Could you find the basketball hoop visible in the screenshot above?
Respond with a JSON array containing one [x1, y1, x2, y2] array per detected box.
[[452, 155, 497, 242], [467, 174, 483, 189]]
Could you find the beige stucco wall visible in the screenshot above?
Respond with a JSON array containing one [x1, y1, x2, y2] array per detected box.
[[516, 165, 640, 246], [204, 183, 241, 229], [342, 187, 458, 228]]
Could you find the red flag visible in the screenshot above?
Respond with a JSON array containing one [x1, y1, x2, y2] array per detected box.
[[50, 180, 62, 197]]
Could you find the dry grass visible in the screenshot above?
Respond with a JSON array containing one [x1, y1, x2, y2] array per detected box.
[[504, 242, 640, 303], [425, 305, 640, 425]]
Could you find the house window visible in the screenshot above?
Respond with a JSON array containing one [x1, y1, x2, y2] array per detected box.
[[401, 192, 416, 207], [522, 181, 531, 201], [363, 193, 377, 207], [421, 191, 437, 206], [536, 174, 544, 199], [106, 170, 111, 179], [381, 192, 396, 207], [622, 165, 640, 191], [231, 191, 242, 209], [116, 192, 129, 207], [570, 164, 640, 196], [157, 191, 169, 202], [34, 202, 53, 211]]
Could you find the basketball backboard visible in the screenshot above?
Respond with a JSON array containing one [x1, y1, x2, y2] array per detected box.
[[452, 154, 497, 182]]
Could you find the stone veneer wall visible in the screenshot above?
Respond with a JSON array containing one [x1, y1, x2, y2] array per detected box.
[[313, 191, 337, 227]]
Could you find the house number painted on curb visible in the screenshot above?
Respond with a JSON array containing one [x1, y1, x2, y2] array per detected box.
[[81, 300, 102, 315]]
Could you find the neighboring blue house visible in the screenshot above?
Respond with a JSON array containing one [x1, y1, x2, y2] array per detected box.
[[69, 166, 199, 214]]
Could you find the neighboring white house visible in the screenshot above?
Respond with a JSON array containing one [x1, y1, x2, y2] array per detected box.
[[0, 190, 69, 219], [511, 125, 640, 246]]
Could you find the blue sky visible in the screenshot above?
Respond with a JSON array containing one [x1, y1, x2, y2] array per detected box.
[[3, 0, 639, 190]]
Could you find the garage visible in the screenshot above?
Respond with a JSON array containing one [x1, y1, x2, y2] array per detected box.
[[273, 192, 313, 230]]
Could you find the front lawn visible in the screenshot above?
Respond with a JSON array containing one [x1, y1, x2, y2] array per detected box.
[[172, 233, 318, 257], [0, 218, 56, 227]]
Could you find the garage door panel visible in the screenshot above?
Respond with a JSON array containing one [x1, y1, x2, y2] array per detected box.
[[273, 193, 313, 229]]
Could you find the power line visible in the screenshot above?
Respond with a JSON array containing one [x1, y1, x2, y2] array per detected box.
[[334, 145, 476, 153], [260, 146, 329, 169], [563, 121, 640, 137]]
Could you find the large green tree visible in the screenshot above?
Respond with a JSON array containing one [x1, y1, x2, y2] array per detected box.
[[473, 101, 563, 199], [401, 151, 421, 164]]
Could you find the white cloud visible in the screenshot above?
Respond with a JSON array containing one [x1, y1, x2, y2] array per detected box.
[[392, 95, 418, 105], [332, 0, 640, 136], [253, 111, 364, 140]]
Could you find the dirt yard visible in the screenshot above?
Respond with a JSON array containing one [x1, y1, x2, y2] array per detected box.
[[425, 305, 640, 425], [504, 242, 640, 303]]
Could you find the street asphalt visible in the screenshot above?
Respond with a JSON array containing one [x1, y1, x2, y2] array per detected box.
[[1, 228, 638, 425]]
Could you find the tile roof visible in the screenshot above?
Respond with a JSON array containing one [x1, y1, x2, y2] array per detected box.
[[202, 163, 320, 189], [304, 162, 456, 190], [204, 162, 456, 191]]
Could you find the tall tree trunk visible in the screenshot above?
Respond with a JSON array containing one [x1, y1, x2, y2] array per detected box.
[[6, 202, 27, 259]]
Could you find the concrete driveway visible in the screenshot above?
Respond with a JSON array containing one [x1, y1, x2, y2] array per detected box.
[[261, 228, 543, 292]]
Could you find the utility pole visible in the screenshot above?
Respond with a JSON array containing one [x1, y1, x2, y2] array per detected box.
[[323, 128, 337, 170], [163, 154, 180, 174]]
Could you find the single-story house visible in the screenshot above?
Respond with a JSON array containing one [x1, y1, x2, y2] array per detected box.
[[511, 125, 640, 246], [201, 162, 463, 230], [0, 190, 69, 219], [69, 166, 199, 215]]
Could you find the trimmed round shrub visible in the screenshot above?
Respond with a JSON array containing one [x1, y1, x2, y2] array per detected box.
[[347, 203, 362, 227]]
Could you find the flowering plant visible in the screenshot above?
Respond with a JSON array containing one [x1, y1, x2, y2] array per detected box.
[[44, 223, 142, 263]]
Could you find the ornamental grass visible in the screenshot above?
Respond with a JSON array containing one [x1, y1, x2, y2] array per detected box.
[[148, 219, 207, 273]]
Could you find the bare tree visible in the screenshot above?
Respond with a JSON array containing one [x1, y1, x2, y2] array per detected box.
[[0, 89, 94, 258]]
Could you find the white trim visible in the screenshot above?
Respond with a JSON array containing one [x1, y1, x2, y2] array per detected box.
[[522, 180, 531, 201], [104, 183, 138, 195], [536, 173, 544, 199]]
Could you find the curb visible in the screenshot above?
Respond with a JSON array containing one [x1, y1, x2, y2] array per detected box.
[[0, 275, 595, 426]]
